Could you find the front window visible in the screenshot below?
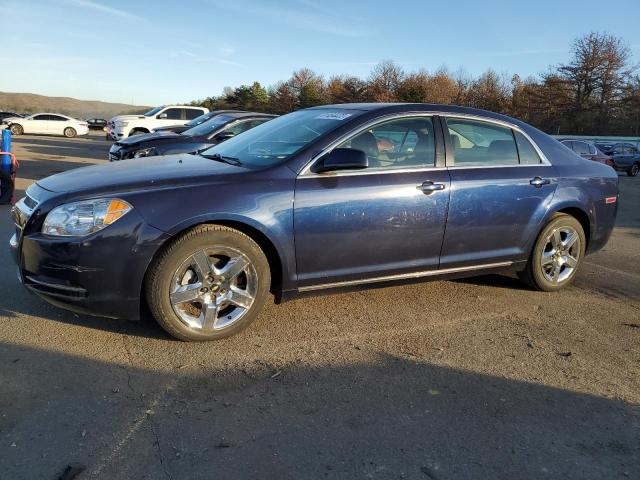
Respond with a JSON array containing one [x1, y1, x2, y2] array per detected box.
[[144, 106, 165, 117], [200, 108, 362, 168], [336, 116, 436, 170]]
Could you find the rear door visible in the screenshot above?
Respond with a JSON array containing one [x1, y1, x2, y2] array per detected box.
[[48, 115, 69, 135], [440, 116, 557, 268], [294, 114, 451, 288]]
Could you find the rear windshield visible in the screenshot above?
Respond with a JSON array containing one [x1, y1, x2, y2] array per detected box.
[[199, 108, 362, 168]]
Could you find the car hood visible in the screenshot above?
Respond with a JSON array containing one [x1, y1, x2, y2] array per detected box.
[[116, 131, 183, 146], [110, 114, 147, 123], [37, 153, 247, 196], [3, 116, 23, 123]]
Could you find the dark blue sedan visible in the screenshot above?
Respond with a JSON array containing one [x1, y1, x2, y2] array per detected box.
[[10, 104, 619, 341]]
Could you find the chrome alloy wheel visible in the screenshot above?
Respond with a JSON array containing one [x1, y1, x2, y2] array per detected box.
[[169, 247, 257, 331], [540, 226, 580, 284]]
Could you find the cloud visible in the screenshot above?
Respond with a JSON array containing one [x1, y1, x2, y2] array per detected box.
[[64, 0, 143, 21], [219, 46, 236, 57], [172, 50, 245, 68], [482, 48, 567, 58], [207, 0, 369, 37]]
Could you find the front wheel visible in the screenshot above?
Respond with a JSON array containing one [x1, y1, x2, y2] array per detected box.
[[63, 127, 77, 138], [518, 213, 586, 291], [146, 224, 271, 341], [9, 124, 23, 135], [628, 163, 639, 177]]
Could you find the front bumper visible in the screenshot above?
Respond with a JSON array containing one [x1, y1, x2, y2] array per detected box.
[[10, 196, 170, 320]]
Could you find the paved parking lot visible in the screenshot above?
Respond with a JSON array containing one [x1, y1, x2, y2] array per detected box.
[[1, 134, 639, 479]]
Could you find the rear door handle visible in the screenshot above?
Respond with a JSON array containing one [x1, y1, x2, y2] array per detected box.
[[417, 181, 445, 194], [530, 176, 551, 187]]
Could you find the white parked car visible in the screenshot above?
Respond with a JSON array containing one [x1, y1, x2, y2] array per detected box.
[[4, 113, 89, 138], [106, 105, 209, 140]]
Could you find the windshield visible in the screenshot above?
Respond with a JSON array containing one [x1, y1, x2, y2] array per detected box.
[[199, 108, 362, 167], [185, 112, 215, 127], [144, 106, 165, 117], [183, 116, 232, 137]]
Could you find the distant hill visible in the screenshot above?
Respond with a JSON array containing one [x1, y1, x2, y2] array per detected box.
[[0, 92, 150, 119]]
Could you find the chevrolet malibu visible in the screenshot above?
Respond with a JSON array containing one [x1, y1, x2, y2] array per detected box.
[[10, 104, 618, 341]]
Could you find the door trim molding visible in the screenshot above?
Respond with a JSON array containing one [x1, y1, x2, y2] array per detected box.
[[298, 261, 514, 292]]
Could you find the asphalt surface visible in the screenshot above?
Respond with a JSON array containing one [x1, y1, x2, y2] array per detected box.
[[1, 133, 639, 480]]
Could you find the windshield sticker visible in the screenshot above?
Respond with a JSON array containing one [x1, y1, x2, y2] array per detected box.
[[314, 112, 353, 121]]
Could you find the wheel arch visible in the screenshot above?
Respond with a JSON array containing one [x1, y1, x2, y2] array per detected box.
[[129, 127, 150, 135], [546, 205, 591, 249], [142, 217, 286, 305]]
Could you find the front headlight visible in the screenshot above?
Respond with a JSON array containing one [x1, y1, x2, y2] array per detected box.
[[42, 198, 132, 237], [132, 147, 155, 158]]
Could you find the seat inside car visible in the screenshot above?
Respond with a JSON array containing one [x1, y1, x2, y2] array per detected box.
[[351, 131, 380, 167]]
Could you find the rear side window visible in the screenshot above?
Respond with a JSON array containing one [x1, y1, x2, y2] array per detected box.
[[32, 114, 48, 120], [573, 141, 590, 155], [185, 109, 202, 120], [514, 131, 541, 164], [446, 118, 518, 166]]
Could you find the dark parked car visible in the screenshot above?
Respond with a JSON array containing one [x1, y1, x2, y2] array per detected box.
[[108, 112, 275, 161], [152, 110, 246, 134], [0, 112, 23, 124], [86, 118, 107, 130], [596, 142, 640, 177], [10, 104, 618, 341], [559, 139, 614, 168]]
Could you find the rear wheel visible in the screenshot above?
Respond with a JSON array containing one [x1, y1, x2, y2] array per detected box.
[[146, 224, 271, 341], [628, 163, 639, 177], [63, 127, 77, 138], [9, 124, 23, 135], [518, 213, 585, 291]]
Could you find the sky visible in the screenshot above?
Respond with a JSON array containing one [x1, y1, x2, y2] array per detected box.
[[2, 0, 640, 106]]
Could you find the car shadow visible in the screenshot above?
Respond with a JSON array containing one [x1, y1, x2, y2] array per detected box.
[[1, 344, 638, 479]]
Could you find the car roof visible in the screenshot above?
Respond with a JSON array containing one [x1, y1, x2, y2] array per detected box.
[[223, 112, 277, 119]]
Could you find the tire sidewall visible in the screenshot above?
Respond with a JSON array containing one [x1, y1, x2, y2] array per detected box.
[[529, 215, 586, 291], [629, 164, 639, 177], [148, 227, 271, 341]]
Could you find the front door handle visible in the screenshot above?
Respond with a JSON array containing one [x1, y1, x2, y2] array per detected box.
[[417, 181, 445, 194], [530, 176, 551, 188]]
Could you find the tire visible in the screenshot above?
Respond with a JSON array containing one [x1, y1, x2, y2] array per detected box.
[[9, 124, 23, 135], [146, 224, 271, 341], [628, 163, 639, 177], [63, 127, 77, 138], [518, 213, 586, 292]]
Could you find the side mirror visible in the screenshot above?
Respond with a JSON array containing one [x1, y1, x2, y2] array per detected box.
[[314, 148, 368, 173], [157, 113, 168, 119], [215, 131, 235, 141]]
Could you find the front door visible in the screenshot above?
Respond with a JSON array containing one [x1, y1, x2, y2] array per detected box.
[[439, 116, 557, 268], [294, 115, 450, 288]]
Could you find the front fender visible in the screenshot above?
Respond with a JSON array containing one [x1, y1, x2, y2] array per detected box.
[[122, 172, 297, 291]]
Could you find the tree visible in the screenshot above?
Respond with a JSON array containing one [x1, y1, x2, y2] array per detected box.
[[466, 70, 510, 113], [368, 60, 404, 102], [558, 32, 632, 134]]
